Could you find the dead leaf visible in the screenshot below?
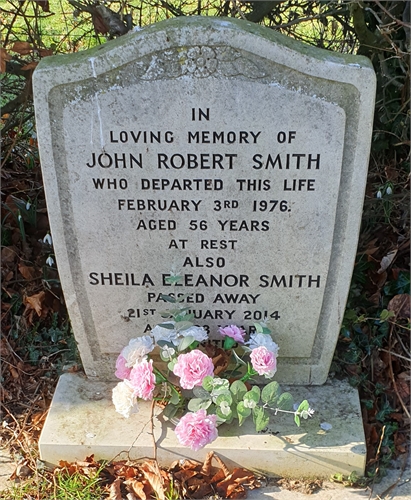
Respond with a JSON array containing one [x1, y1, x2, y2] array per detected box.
[[190, 483, 213, 498], [31, 411, 47, 427], [38, 48, 53, 57], [3, 270, 13, 282], [174, 469, 198, 482], [21, 61, 39, 71], [11, 41, 34, 55], [18, 263, 36, 280], [385, 164, 399, 181], [0, 47, 12, 73], [125, 479, 147, 499], [141, 469, 165, 500], [1, 246, 16, 264], [24, 291, 46, 317], [108, 477, 123, 500], [204, 344, 230, 376], [387, 294, 410, 319], [201, 451, 216, 476], [34, 0, 50, 12], [378, 249, 398, 274]]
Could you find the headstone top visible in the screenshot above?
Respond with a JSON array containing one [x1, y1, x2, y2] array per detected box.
[[34, 16, 375, 383]]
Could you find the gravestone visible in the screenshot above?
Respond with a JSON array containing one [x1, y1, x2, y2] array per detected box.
[[34, 16, 375, 474]]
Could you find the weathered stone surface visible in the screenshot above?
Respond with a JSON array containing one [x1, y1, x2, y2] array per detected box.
[[39, 373, 366, 477], [33, 17, 376, 383]]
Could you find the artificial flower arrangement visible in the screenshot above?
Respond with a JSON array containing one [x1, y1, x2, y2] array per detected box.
[[112, 279, 314, 451]]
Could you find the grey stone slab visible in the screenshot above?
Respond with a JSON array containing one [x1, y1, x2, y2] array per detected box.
[[33, 17, 376, 382], [39, 373, 366, 477]]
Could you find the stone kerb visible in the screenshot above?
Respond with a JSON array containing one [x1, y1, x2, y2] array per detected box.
[[33, 16, 376, 384]]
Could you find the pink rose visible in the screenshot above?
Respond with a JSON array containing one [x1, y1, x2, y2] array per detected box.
[[115, 355, 132, 380], [175, 410, 218, 451], [219, 325, 245, 344], [250, 346, 277, 378], [129, 359, 156, 400], [173, 350, 214, 389]]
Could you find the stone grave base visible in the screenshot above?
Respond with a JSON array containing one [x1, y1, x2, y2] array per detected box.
[[39, 373, 366, 478]]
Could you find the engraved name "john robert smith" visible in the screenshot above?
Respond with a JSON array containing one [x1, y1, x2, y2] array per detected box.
[[86, 152, 321, 170]]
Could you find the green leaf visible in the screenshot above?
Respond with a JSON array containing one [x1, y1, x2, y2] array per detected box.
[[202, 376, 214, 392], [188, 398, 212, 411], [175, 313, 194, 323], [294, 414, 301, 427], [379, 309, 395, 322], [247, 386, 261, 402], [237, 401, 251, 426], [193, 386, 210, 399], [169, 390, 180, 406], [177, 335, 195, 352], [175, 321, 194, 332], [157, 340, 175, 348], [159, 312, 173, 318], [243, 387, 260, 409], [162, 403, 179, 420], [217, 406, 232, 421], [160, 294, 176, 303], [254, 323, 263, 333], [253, 406, 270, 432], [216, 392, 233, 406], [277, 392, 293, 410], [296, 400, 310, 415], [167, 359, 177, 372], [261, 381, 281, 404], [176, 293, 192, 303], [164, 275, 182, 285], [230, 380, 247, 401], [159, 322, 175, 330], [210, 379, 230, 397], [262, 327, 272, 335]]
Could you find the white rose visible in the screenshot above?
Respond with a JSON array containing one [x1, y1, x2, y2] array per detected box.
[[121, 336, 154, 367], [112, 381, 138, 418], [151, 323, 178, 345], [246, 333, 279, 354], [180, 325, 208, 343]]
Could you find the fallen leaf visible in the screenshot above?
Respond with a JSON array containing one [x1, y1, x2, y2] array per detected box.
[[141, 469, 165, 500], [201, 451, 214, 476], [21, 61, 39, 71], [108, 477, 123, 500], [204, 344, 230, 376], [216, 468, 254, 498], [24, 291, 46, 317], [31, 411, 47, 427], [125, 479, 147, 499], [0, 47, 12, 73], [3, 270, 13, 282], [11, 41, 34, 55], [387, 294, 410, 319], [190, 483, 213, 498], [385, 164, 399, 181], [378, 249, 398, 274], [18, 263, 36, 280], [1, 246, 16, 264], [38, 48, 53, 57], [34, 0, 50, 12]]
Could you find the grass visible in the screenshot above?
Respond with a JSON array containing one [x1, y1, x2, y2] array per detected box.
[[6, 464, 106, 500]]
